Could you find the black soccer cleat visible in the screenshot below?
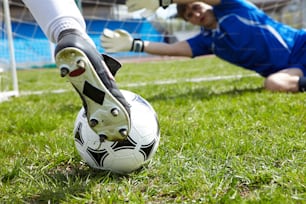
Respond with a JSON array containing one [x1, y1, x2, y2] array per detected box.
[[55, 29, 131, 141]]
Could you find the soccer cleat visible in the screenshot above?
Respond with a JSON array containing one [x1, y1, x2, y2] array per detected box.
[[55, 29, 131, 141]]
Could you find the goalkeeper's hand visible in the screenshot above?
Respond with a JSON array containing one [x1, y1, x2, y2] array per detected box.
[[126, 0, 173, 13], [100, 29, 144, 53]]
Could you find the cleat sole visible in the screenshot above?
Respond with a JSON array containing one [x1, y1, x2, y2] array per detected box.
[[55, 47, 130, 141]]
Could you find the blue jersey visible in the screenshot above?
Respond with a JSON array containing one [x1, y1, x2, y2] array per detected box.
[[187, 0, 306, 77]]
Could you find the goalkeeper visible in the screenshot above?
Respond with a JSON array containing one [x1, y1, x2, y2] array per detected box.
[[101, 0, 306, 93], [21, 0, 131, 141]]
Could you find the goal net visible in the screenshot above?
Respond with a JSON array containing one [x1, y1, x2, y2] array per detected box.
[[0, 0, 305, 101]]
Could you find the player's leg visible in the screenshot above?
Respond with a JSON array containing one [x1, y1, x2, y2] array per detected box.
[[22, 0, 87, 43], [264, 68, 303, 92], [22, 0, 131, 141]]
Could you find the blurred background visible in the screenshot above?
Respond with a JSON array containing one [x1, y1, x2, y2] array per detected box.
[[1, 0, 305, 69]]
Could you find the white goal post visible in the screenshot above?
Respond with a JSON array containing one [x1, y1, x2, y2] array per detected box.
[[0, 0, 19, 102]]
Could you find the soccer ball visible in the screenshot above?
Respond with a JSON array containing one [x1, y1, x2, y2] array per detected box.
[[73, 90, 160, 174]]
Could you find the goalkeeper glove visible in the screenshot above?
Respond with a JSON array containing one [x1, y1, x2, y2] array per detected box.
[[127, 0, 173, 12], [100, 29, 144, 53]]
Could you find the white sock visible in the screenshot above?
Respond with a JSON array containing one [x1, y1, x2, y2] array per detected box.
[[22, 0, 95, 47]]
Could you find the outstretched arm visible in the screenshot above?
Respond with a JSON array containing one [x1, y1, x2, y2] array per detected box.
[[143, 41, 193, 57], [101, 29, 193, 57]]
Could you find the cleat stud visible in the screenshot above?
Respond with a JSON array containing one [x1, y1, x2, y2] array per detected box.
[[119, 129, 128, 137], [60, 67, 69, 77], [99, 134, 107, 142], [89, 119, 98, 127], [111, 108, 119, 116], [76, 59, 85, 69]]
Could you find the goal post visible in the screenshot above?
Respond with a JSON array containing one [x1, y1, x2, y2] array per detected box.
[[0, 0, 19, 102]]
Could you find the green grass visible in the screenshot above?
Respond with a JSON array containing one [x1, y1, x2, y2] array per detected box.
[[0, 56, 305, 203]]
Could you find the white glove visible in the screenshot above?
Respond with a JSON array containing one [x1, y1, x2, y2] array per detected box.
[[126, 0, 173, 13], [100, 29, 144, 53]]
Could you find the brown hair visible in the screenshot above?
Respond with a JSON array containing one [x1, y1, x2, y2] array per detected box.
[[176, 4, 188, 21]]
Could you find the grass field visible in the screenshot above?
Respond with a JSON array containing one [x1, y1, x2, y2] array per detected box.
[[0, 56, 305, 203]]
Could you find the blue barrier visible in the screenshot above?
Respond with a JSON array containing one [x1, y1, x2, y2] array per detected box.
[[0, 19, 163, 68]]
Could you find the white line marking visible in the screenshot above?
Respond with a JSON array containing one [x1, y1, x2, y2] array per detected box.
[[20, 89, 67, 96], [121, 74, 258, 87], [19, 74, 259, 96]]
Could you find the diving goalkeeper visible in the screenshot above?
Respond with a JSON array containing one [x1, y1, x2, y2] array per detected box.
[[101, 0, 306, 93]]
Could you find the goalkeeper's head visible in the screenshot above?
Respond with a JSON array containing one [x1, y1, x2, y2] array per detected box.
[[176, 2, 216, 29]]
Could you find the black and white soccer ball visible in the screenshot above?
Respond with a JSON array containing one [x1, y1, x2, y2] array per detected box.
[[73, 90, 160, 174]]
